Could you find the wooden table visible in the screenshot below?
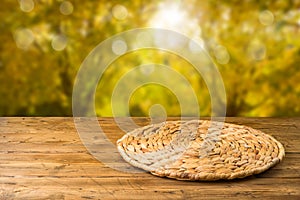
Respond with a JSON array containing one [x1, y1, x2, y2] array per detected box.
[[0, 117, 299, 199]]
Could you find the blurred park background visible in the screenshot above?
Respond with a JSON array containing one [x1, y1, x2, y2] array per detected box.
[[0, 0, 300, 117]]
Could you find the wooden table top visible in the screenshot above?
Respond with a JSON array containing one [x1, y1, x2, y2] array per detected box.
[[0, 117, 299, 199]]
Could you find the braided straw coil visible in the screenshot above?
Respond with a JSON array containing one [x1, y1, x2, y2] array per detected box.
[[117, 120, 285, 181]]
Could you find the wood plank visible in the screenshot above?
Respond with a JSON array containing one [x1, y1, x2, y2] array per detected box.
[[1, 177, 299, 192], [0, 153, 299, 178], [0, 177, 299, 199]]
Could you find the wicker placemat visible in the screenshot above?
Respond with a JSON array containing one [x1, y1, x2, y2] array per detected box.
[[117, 120, 285, 181]]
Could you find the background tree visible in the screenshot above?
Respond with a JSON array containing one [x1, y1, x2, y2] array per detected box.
[[0, 0, 299, 117]]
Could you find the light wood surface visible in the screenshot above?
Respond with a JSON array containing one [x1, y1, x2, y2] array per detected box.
[[0, 117, 299, 199]]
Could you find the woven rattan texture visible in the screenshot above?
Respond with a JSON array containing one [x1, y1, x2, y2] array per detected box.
[[117, 120, 285, 181]]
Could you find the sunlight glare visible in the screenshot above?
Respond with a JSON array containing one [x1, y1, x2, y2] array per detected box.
[[149, 3, 202, 49], [149, 3, 200, 37], [154, 5, 184, 29]]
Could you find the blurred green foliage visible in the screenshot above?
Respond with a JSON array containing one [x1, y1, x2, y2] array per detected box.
[[0, 0, 299, 116]]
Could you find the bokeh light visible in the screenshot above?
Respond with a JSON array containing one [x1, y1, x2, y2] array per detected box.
[[259, 10, 274, 26], [112, 4, 128, 20], [19, 0, 34, 12], [51, 35, 68, 51], [213, 45, 230, 64], [149, 104, 167, 124], [13, 28, 35, 50], [60, 1, 74, 15], [112, 39, 127, 55], [248, 40, 266, 61]]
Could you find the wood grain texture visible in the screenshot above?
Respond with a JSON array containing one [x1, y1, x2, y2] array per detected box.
[[0, 117, 299, 199]]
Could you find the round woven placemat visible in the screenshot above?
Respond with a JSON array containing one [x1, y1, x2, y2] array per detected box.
[[117, 120, 285, 181]]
